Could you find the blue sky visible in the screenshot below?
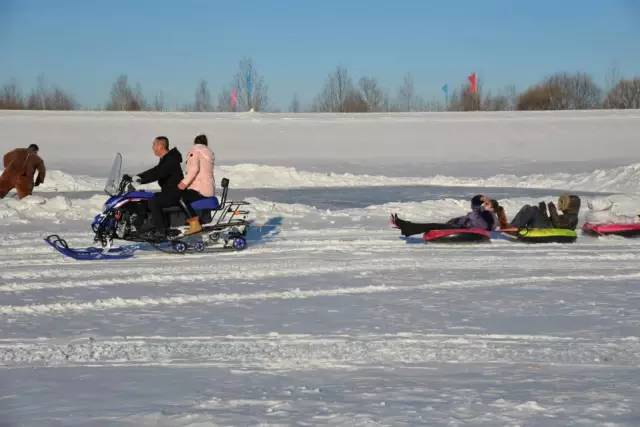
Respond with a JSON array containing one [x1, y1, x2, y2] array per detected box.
[[1, 0, 639, 109]]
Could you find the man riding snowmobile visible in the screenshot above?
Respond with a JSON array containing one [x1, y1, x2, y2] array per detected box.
[[125, 136, 183, 241]]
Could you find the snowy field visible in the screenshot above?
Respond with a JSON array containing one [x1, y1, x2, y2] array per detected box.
[[1, 111, 640, 426]]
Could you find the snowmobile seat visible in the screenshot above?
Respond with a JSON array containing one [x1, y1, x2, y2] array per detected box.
[[161, 197, 219, 214], [190, 197, 219, 224], [191, 197, 219, 211], [161, 196, 220, 226]]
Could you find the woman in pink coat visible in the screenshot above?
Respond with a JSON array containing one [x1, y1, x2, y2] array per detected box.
[[178, 134, 215, 234]]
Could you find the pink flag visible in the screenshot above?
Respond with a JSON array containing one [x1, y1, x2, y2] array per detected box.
[[467, 72, 478, 94], [230, 88, 238, 109]]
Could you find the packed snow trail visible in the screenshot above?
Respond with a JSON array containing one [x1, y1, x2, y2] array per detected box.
[[2, 124, 640, 427], [2, 186, 640, 425]]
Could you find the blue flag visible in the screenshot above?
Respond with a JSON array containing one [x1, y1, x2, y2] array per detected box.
[[246, 75, 253, 99]]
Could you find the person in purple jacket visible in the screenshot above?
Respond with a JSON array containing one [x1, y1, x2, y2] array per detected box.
[[391, 195, 496, 237]]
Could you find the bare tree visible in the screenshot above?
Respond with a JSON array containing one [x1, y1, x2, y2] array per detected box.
[[26, 75, 76, 110], [397, 73, 416, 111], [289, 93, 301, 113], [216, 87, 233, 112], [447, 82, 481, 111], [603, 78, 640, 109], [193, 80, 212, 112], [134, 83, 146, 110], [342, 89, 369, 112], [482, 85, 516, 111], [47, 88, 76, 110], [313, 66, 353, 112], [151, 91, 165, 111], [358, 77, 385, 112], [517, 83, 558, 110], [604, 62, 622, 94], [27, 75, 47, 110], [518, 72, 600, 110], [548, 72, 601, 109], [0, 79, 25, 109], [423, 99, 445, 112], [106, 74, 146, 111], [232, 58, 268, 111]]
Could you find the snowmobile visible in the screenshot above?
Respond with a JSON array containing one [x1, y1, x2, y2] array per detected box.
[[45, 153, 250, 259]]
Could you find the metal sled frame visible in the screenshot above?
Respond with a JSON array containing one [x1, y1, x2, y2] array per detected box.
[[201, 177, 250, 231]]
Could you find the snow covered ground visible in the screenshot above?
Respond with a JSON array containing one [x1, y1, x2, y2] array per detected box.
[[1, 111, 640, 426]]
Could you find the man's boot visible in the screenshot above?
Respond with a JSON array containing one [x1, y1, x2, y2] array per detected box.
[[186, 216, 203, 235]]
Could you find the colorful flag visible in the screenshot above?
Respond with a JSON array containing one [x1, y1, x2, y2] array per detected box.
[[442, 83, 449, 107], [230, 88, 238, 109], [246, 75, 253, 99], [468, 73, 478, 94]]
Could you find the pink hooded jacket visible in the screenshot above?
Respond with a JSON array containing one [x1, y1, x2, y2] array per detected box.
[[180, 144, 215, 197]]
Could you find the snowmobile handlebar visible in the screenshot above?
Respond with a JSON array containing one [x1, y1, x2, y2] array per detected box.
[[118, 175, 135, 195]]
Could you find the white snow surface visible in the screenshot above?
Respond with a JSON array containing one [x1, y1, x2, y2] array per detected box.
[[1, 111, 640, 426], [2, 109, 640, 174]]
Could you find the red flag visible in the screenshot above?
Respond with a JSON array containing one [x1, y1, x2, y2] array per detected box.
[[230, 88, 238, 109], [467, 72, 478, 94]]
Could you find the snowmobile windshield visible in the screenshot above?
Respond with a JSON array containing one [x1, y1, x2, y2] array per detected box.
[[104, 153, 123, 196]]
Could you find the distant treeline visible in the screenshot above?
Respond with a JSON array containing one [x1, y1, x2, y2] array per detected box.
[[1, 58, 639, 112]]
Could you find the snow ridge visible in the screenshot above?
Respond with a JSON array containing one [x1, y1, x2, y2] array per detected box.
[[1, 333, 638, 369], [3, 161, 640, 194], [2, 272, 640, 316]]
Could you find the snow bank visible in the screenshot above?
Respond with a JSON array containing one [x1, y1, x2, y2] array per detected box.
[[220, 162, 640, 193], [0, 195, 104, 224], [0, 169, 105, 192], [37, 170, 104, 192], [5, 160, 640, 195]]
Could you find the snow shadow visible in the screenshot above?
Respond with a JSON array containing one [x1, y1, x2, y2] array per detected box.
[[402, 236, 425, 245], [246, 216, 283, 246]]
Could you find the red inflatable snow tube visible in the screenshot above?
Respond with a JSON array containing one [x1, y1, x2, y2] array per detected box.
[[423, 228, 491, 243], [582, 223, 640, 237]]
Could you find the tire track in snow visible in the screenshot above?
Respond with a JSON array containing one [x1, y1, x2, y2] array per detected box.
[[1, 333, 638, 369], [2, 272, 639, 316]]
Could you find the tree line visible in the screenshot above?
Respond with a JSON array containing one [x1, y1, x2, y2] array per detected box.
[[1, 59, 639, 112]]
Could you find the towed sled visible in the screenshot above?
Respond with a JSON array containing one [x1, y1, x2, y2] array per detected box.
[[422, 227, 577, 244], [582, 222, 640, 238], [510, 227, 577, 243], [423, 228, 490, 243], [46, 154, 250, 260]]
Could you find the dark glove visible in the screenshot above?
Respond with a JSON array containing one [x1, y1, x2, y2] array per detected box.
[[34, 180, 40, 187], [122, 174, 132, 182]]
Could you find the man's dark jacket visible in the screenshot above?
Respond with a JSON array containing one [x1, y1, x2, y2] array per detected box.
[[138, 148, 183, 193]]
